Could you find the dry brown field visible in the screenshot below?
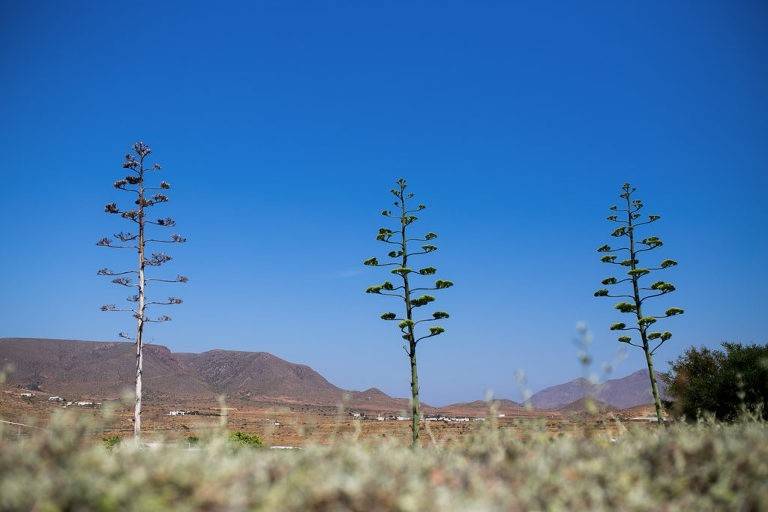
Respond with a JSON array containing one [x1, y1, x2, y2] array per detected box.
[[0, 386, 658, 446]]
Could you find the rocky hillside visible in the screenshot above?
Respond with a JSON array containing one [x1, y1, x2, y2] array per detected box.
[[0, 338, 412, 411]]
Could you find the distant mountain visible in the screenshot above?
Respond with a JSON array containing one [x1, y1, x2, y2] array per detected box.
[[175, 349, 344, 404], [556, 397, 617, 414], [0, 338, 667, 413], [437, 398, 534, 418], [0, 338, 212, 400], [530, 370, 668, 410], [0, 338, 412, 411], [348, 387, 417, 411]]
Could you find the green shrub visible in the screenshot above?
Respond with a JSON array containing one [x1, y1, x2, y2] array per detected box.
[[666, 342, 768, 421], [102, 435, 121, 450], [228, 430, 263, 448]]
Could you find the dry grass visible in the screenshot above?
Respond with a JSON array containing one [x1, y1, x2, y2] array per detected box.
[[1, 407, 766, 511]]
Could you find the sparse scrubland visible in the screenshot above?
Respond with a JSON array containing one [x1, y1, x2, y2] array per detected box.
[[1, 411, 765, 511]]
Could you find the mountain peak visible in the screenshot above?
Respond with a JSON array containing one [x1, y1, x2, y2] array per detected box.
[[530, 370, 667, 409]]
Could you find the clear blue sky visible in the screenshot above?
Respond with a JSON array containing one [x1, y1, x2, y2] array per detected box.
[[1, 1, 766, 405]]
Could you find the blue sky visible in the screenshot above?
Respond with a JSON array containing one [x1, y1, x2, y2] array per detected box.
[[1, 1, 766, 405]]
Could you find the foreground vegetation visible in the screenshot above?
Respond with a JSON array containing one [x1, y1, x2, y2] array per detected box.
[[1, 412, 765, 511]]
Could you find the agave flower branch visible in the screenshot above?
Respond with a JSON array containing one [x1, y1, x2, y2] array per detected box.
[[594, 183, 683, 423], [364, 178, 453, 446], [97, 141, 187, 441]]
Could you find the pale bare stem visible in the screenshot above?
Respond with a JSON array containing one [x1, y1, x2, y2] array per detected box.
[[99, 141, 185, 442]]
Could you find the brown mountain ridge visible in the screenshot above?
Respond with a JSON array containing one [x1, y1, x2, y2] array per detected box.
[[0, 338, 417, 412], [529, 370, 669, 410], [1, 338, 664, 413]]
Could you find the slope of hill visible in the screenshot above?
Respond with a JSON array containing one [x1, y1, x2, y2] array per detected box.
[[436, 399, 551, 418], [0, 338, 212, 400], [348, 387, 420, 412], [0, 338, 410, 410], [530, 370, 668, 409], [556, 397, 617, 414], [175, 349, 345, 404]]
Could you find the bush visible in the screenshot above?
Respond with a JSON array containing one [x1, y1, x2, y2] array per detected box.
[[0, 411, 766, 510], [228, 430, 263, 448], [102, 435, 121, 450], [666, 342, 768, 421]]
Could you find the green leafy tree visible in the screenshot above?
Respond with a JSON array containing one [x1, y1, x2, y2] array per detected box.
[[594, 183, 683, 423], [97, 142, 188, 441], [666, 342, 768, 421], [364, 178, 453, 446]]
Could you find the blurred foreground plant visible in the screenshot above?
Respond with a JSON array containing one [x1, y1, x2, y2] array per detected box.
[[1, 409, 766, 511]]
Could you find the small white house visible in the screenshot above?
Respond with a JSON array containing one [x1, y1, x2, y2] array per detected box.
[[630, 416, 663, 422], [376, 416, 385, 421], [168, 410, 186, 416], [20, 392, 33, 397], [48, 396, 64, 402], [76, 401, 94, 407]]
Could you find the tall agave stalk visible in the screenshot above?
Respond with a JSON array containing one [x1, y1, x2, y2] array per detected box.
[[364, 178, 453, 446], [97, 141, 187, 440], [594, 182, 683, 423]]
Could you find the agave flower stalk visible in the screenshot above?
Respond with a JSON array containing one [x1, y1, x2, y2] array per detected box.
[[364, 178, 453, 446], [594, 183, 683, 423], [97, 142, 187, 441]]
